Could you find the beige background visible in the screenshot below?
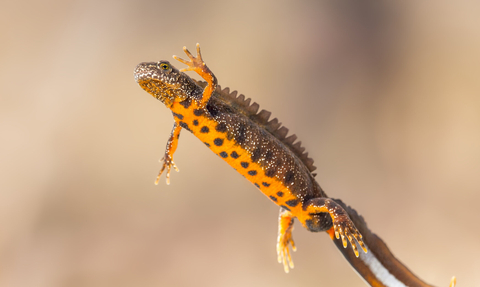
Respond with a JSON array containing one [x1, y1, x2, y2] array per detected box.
[[1, 0, 480, 286]]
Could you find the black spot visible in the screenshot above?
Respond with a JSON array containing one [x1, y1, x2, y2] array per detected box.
[[206, 103, 219, 117], [230, 151, 239, 159], [193, 119, 199, 126], [248, 170, 257, 176], [262, 182, 270, 187], [235, 123, 247, 144], [251, 148, 262, 162], [269, 196, 278, 202], [172, 112, 184, 120], [285, 199, 300, 207], [284, 171, 295, 184], [254, 183, 260, 188], [213, 138, 224, 146], [179, 98, 191, 109], [219, 151, 228, 158], [204, 142, 210, 147], [265, 169, 276, 178], [200, 126, 209, 133], [215, 122, 227, 133], [281, 205, 291, 212], [193, 109, 204, 116], [241, 162, 249, 168], [276, 191, 284, 197], [179, 121, 191, 131], [265, 150, 274, 161]]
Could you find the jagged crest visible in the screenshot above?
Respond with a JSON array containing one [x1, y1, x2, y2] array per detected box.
[[195, 81, 317, 173]]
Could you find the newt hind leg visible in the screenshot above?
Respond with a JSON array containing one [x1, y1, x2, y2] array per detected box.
[[277, 208, 296, 273], [302, 198, 367, 257]]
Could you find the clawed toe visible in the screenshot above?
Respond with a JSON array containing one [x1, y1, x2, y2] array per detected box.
[[277, 234, 296, 273], [173, 43, 205, 72], [155, 156, 179, 185], [334, 220, 367, 257]]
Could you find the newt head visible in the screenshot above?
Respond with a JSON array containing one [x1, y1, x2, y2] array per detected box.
[[134, 60, 199, 107]]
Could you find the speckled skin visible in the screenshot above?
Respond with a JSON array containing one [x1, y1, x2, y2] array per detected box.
[[134, 44, 367, 273]]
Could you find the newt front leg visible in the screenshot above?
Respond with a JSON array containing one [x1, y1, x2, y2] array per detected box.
[[173, 44, 217, 108], [154, 44, 216, 185], [155, 121, 181, 185]]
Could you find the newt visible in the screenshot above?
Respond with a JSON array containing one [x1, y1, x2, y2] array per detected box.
[[134, 44, 452, 287]]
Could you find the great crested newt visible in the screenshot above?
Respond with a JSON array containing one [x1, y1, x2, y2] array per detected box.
[[134, 44, 454, 287]]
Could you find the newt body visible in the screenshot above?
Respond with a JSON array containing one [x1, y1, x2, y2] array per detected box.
[[135, 44, 366, 273], [135, 45, 452, 287], [167, 83, 331, 231]]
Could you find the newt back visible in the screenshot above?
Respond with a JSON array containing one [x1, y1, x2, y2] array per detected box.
[[189, 81, 323, 199], [199, 81, 317, 173]]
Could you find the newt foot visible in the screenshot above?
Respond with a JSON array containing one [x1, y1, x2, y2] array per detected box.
[[155, 155, 179, 185], [173, 43, 206, 73], [333, 214, 367, 257], [277, 227, 296, 273]]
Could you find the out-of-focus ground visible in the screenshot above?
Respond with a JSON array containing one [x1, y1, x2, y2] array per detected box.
[[1, 0, 479, 286]]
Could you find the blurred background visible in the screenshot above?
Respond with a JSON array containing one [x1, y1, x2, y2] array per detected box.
[[1, 0, 480, 286]]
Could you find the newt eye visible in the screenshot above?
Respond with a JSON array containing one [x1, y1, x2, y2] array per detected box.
[[160, 63, 170, 70]]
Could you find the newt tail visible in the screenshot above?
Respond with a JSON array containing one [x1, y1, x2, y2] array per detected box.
[[134, 44, 451, 286]]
